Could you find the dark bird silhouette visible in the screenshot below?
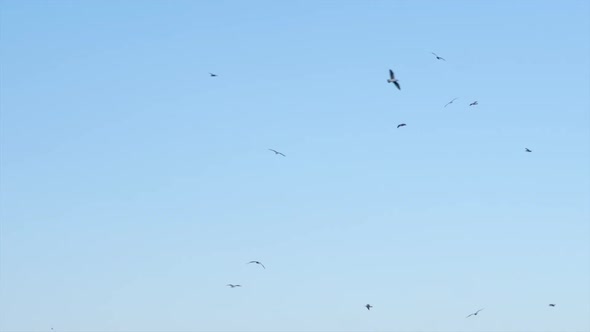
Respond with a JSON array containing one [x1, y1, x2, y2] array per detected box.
[[209, 73, 218, 77], [444, 98, 459, 107], [466, 308, 484, 318], [397, 123, 406, 128], [525, 148, 532, 152], [226, 284, 242, 288], [248, 261, 266, 269], [431, 52, 446, 61], [268, 149, 286, 157], [469, 101, 478, 106], [365, 304, 373, 310], [387, 69, 401, 90], [549, 304, 556, 307]]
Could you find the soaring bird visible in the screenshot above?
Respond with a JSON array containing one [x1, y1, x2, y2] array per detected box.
[[248, 261, 266, 269], [268, 149, 286, 157], [444, 98, 459, 107], [549, 304, 556, 307], [431, 52, 446, 61], [469, 101, 478, 106], [466, 308, 484, 318], [525, 148, 532, 152], [397, 123, 407, 128], [387, 69, 401, 90], [365, 304, 373, 310], [209, 73, 218, 77], [226, 284, 242, 288]]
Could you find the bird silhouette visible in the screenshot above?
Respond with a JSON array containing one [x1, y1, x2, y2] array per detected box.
[[365, 304, 373, 310], [248, 261, 266, 269], [268, 149, 286, 157], [466, 308, 484, 318], [431, 52, 446, 61], [387, 69, 401, 90], [549, 304, 556, 307], [469, 101, 478, 106], [525, 148, 532, 152], [444, 98, 459, 107], [226, 284, 242, 288], [209, 73, 218, 77], [397, 123, 407, 128]]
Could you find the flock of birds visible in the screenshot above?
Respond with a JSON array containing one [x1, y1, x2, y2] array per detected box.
[[209, 51, 545, 319]]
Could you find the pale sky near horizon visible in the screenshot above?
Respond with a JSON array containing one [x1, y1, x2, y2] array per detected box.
[[1, 0, 589, 331]]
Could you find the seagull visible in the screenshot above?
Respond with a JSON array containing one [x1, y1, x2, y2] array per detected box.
[[431, 52, 446, 61], [466, 308, 484, 318], [226, 284, 242, 288], [444, 98, 459, 107], [469, 101, 478, 106], [387, 69, 401, 90], [365, 304, 373, 310], [268, 149, 286, 157], [209, 73, 218, 77], [397, 123, 406, 128], [247, 261, 266, 269], [525, 148, 532, 152], [549, 304, 556, 307]]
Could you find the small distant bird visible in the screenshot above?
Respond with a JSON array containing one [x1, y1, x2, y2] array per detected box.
[[268, 149, 286, 157], [226, 284, 242, 288], [397, 123, 406, 128], [444, 98, 459, 107], [549, 304, 556, 307], [365, 304, 373, 310], [209, 73, 217, 77], [469, 101, 478, 106], [387, 69, 401, 90], [466, 308, 484, 318], [248, 261, 266, 269], [431, 52, 446, 61], [525, 148, 532, 152]]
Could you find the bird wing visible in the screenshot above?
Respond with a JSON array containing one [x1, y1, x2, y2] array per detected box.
[[445, 98, 457, 106], [476, 308, 484, 314], [466, 313, 474, 318], [259, 263, 266, 269], [431, 52, 438, 57], [248, 261, 256, 264], [440, 57, 446, 61], [393, 81, 401, 90], [389, 69, 394, 79], [268, 149, 277, 153], [278, 152, 286, 157]]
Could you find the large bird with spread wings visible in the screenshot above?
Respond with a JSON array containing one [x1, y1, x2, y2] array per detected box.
[[387, 70, 401, 90]]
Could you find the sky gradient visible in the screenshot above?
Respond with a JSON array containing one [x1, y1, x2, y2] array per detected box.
[[1, 0, 589, 331]]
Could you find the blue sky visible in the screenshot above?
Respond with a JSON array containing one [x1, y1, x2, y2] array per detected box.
[[0, 0, 589, 331]]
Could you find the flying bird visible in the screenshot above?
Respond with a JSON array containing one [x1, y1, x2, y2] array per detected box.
[[387, 69, 401, 90], [226, 284, 242, 288], [466, 308, 484, 318], [525, 148, 532, 152], [209, 73, 218, 77], [431, 52, 446, 61], [397, 123, 406, 128], [469, 101, 478, 106], [444, 98, 459, 107], [268, 149, 286, 157], [365, 304, 373, 310], [549, 304, 556, 307], [248, 261, 266, 269]]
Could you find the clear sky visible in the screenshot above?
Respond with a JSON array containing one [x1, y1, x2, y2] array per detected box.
[[1, 0, 589, 331]]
